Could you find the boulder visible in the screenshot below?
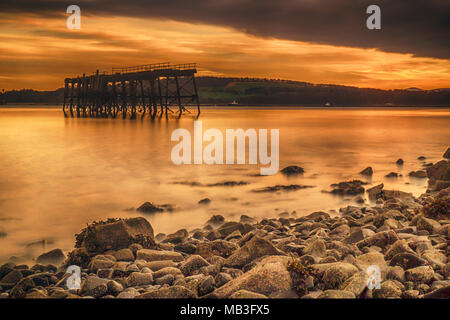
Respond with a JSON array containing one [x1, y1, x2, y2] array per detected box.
[[80, 275, 109, 297], [367, 184, 384, 200], [281, 166, 304, 175], [354, 252, 387, 278], [78, 217, 155, 253], [225, 236, 285, 268], [36, 249, 65, 266], [360, 167, 373, 176], [162, 229, 189, 244], [330, 180, 366, 195], [113, 248, 134, 261], [444, 148, 450, 159], [213, 256, 292, 298], [426, 160, 450, 191], [345, 228, 375, 244], [385, 240, 415, 260], [341, 271, 369, 297]]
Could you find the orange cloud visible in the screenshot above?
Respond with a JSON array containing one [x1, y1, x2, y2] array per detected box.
[[0, 14, 449, 90]]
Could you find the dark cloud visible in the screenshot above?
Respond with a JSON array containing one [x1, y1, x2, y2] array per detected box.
[[1, 0, 449, 58]]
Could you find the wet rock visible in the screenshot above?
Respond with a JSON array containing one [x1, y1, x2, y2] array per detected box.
[[386, 266, 405, 282], [88, 255, 116, 272], [196, 240, 239, 259], [137, 202, 172, 213], [240, 215, 257, 225], [405, 266, 435, 283], [318, 290, 355, 299], [421, 250, 447, 268], [345, 228, 375, 244], [106, 280, 124, 296], [253, 184, 313, 193], [162, 229, 189, 244], [281, 166, 304, 176], [198, 198, 211, 205], [360, 167, 373, 176], [385, 172, 399, 178], [230, 290, 268, 298], [341, 271, 368, 297], [330, 180, 366, 195], [320, 263, 359, 289], [113, 248, 134, 261], [198, 275, 215, 296], [426, 160, 450, 191], [137, 285, 197, 298], [423, 285, 450, 299], [417, 217, 441, 234], [225, 236, 285, 268], [77, 217, 155, 253], [153, 267, 182, 279], [80, 275, 109, 297], [36, 249, 65, 266], [444, 148, 450, 159], [215, 272, 232, 287], [136, 249, 183, 262], [396, 159, 404, 165], [354, 252, 387, 277], [389, 253, 427, 270], [117, 288, 140, 299], [356, 230, 398, 249], [418, 156, 426, 160], [126, 272, 154, 287], [180, 255, 210, 276], [367, 184, 384, 200], [174, 242, 197, 254], [303, 239, 327, 258], [213, 256, 292, 298], [143, 260, 177, 271], [0, 270, 23, 287], [409, 170, 427, 178], [0, 262, 15, 280], [385, 239, 415, 260]]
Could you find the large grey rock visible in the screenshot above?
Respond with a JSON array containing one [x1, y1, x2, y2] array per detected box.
[[213, 256, 292, 298]]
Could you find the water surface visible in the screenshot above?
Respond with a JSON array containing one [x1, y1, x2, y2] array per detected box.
[[0, 106, 449, 262]]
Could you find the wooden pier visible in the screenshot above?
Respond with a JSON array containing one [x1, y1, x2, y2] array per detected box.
[[62, 62, 200, 118]]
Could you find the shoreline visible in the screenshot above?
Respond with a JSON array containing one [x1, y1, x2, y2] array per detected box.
[[0, 151, 448, 299]]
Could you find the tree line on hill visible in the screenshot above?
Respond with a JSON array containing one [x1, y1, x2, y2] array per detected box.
[[1, 77, 449, 106]]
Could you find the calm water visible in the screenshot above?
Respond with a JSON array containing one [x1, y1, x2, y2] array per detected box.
[[0, 106, 449, 263]]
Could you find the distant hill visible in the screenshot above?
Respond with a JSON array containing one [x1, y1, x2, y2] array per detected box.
[[1, 77, 449, 106]]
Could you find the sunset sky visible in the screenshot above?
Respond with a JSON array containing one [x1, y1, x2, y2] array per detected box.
[[0, 0, 449, 90]]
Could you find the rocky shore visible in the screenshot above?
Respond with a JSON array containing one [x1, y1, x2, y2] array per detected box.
[[0, 149, 448, 299]]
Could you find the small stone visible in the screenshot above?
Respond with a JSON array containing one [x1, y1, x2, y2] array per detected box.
[[180, 255, 210, 276], [281, 165, 304, 175], [198, 275, 215, 296], [107, 280, 124, 296], [396, 159, 404, 165], [136, 249, 183, 262], [405, 266, 435, 283], [215, 272, 232, 287], [373, 280, 402, 298], [136, 286, 197, 298], [389, 253, 427, 270], [318, 290, 355, 299]]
